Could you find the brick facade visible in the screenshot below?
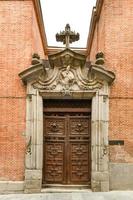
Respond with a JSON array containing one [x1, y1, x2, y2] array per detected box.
[[0, 0, 46, 182], [89, 0, 133, 163], [0, 0, 133, 192], [88, 0, 133, 190]]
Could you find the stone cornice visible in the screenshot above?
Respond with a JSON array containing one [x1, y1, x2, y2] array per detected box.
[[32, 0, 48, 55], [47, 46, 87, 56], [91, 64, 115, 85], [19, 63, 43, 85], [86, 0, 103, 56]]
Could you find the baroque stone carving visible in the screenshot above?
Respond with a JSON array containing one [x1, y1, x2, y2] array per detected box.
[[19, 50, 115, 97], [95, 52, 105, 65], [26, 136, 32, 155], [59, 65, 74, 88], [19, 49, 115, 97], [31, 53, 41, 65], [19, 25, 115, 96], [56, 24, 79, 48], [32, 64, 103, 96]]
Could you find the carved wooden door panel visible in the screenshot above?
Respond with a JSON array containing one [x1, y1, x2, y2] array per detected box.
[[43, 116, 66, 184], [43, 113, 91, 185], [68, 116, 91, 184]]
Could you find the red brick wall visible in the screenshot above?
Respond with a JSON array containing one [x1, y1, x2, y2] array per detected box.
[[89, 24, 98, 61], [89, 3, 105, 61], [0, 0, 46, 181], [89, 0, 133, 163], [32, 4, 46, 58], [97, 2, 105, 55]]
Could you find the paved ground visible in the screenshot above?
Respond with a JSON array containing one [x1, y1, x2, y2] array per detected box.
[[0, 191, 133, 200]]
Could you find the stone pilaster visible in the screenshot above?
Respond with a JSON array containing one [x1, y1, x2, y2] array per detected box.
[[91, 83, 109, 192], [24, 84, 43, 193]]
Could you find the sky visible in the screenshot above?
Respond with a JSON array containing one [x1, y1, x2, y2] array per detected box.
[[40, 0, 96, 48]]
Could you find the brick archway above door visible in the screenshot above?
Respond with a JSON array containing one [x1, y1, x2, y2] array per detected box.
[[19, 49, 115, 193]]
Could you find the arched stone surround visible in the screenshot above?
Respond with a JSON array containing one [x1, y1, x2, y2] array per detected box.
[[19, 51, 115, 193]]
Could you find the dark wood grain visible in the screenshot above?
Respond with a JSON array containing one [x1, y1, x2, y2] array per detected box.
[[43, 100, 91, 186]]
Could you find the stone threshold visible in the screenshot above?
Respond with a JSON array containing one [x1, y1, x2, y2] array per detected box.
[[41, 188, 92, 193], [41, 185, 92, 193]]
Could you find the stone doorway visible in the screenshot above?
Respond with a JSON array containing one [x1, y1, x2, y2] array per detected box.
[[43, 100, 91, 187], [19, 25, 115, 193]]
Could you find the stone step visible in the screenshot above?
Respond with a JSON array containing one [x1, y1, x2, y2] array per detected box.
[[41, 185, 92, 193]]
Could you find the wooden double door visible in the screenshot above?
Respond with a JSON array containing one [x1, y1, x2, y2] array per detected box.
[[43, 102, 91, 186]]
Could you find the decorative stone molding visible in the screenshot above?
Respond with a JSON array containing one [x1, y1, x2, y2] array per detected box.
[[19, 50, 115, 193], [19, 51, 115, 96]]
